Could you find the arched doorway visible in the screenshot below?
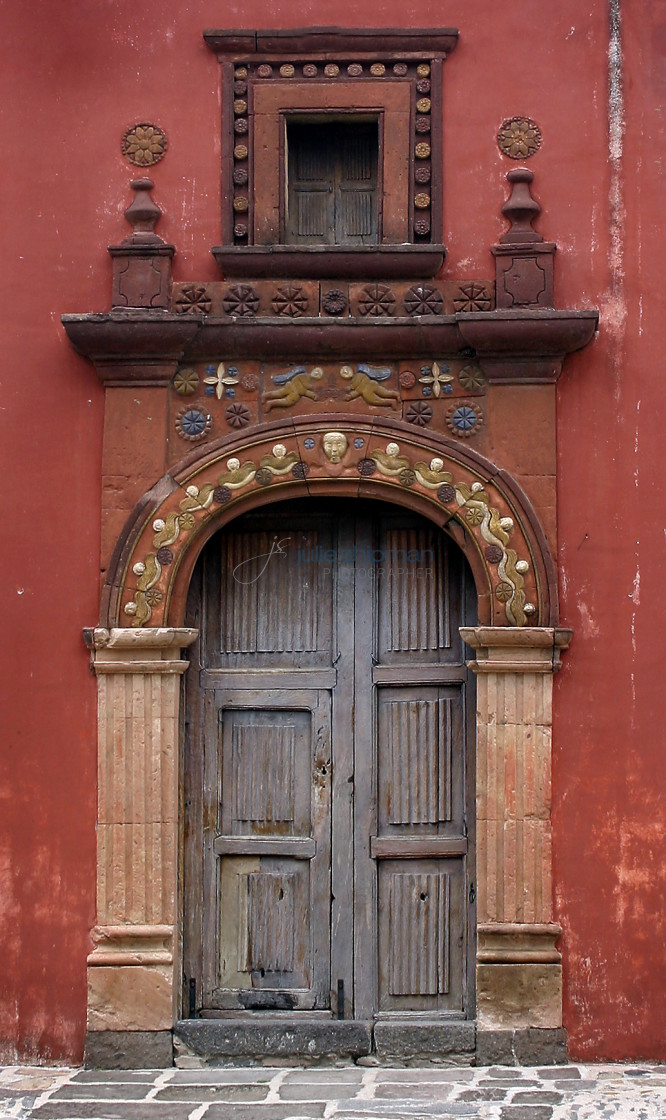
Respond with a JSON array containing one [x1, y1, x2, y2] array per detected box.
[[182, 497, 477, 1042], [85, 425, 569, 1066]]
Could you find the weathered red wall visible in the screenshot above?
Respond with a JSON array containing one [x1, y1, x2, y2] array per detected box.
[[0, 0, 663, 1061], [553, 0, 666, 1059]]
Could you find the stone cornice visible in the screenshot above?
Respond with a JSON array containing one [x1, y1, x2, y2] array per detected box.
[[203, 27, 459, 58], [62, 309, 598, 384]]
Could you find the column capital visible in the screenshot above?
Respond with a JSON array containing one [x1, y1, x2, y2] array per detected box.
[[84, 626, 199, 674], [460, 626, 572, 674]]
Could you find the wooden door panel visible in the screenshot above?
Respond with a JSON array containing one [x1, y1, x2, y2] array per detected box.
[[377, 859, 466, 1012], [376, 687, 465, 836], [286, 121, 378, 245], [204, 691, 331, 1010], [206, 524, 334, 668], [217, 857, 313, 1005], [376, 523, 467, 663], [220, 707, 311, 837]]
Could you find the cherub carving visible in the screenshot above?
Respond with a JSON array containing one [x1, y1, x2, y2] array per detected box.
[[339, 364, 400, 409], [263, 365, 323, 411]]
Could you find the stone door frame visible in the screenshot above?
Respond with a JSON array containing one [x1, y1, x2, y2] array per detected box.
[[84, 424, 570, 1067]]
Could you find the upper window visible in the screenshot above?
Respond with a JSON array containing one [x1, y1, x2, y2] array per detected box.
[[204, 28, 459, 274], [286, 119, 379, 246]]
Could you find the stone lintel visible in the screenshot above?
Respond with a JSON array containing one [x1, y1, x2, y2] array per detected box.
[[203, 27, 460, 59], [461, 625, 572, 673]]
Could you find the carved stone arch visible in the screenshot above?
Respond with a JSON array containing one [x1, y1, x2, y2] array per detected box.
[[101, 415, 558, 634]]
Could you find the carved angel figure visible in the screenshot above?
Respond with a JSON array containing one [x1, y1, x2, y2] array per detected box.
[[339, 363, 400, 409], [263, 365, 323, 411]]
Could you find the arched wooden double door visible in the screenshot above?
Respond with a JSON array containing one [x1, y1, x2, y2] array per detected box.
[[183, 499, 476, 1024]]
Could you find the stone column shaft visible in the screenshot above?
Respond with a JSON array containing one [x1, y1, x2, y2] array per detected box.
[[85, 627, 197, 1034], [461, 626, 571, 1035]]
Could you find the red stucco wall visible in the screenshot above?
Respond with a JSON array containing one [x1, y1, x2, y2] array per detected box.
[[1, 0, 664, 1061]]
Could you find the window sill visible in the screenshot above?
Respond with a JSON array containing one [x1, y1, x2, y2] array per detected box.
[[211, 244, 446, 280]]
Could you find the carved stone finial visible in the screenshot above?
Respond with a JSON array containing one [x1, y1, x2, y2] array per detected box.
[[108, 180, 175, 310], [499, 168, 542, 245], [492, 168, 556, 310], [122, 178, 164, 244]]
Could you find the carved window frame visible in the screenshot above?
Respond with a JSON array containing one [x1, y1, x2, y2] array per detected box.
[[204, 28, 458, 265]]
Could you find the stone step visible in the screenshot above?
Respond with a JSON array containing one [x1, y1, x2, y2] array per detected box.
[[173, 1019, 477, 1065]]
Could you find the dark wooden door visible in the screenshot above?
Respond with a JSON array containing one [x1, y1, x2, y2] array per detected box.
[[183, 501, 475, 1020]]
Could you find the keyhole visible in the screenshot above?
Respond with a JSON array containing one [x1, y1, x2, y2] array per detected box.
[[420, 892, 428, 901], [278, 888, 284, 900], [320, 765, 327, 775]]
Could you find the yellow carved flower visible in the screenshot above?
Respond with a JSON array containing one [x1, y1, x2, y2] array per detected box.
[[122, 123, 168, 167]]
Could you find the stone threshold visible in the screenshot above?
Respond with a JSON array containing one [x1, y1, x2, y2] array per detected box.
[[86, 1021, 568, 1069]]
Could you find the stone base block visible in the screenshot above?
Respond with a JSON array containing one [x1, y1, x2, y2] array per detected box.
[[87, 965, 174, 1031], [476, 1027, 567, 1066], [84, 1030, 173, 1069], [476, 962, 562, 1029], [374, 1020, 475, 1063], [175, 1019, 372, 1062]]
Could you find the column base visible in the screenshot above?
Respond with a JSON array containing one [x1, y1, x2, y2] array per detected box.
[[475, 1027, 567, 1066], [84, 1030, 174, 1069], [476, 923, 563, 1031]]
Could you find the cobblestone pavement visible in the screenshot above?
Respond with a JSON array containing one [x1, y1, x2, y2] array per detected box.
[[1, 1064, 665, 1120]]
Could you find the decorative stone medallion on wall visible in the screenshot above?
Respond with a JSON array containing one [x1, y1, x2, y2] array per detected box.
[[121, 122, 168, 167], [497, 116, 542, 159]]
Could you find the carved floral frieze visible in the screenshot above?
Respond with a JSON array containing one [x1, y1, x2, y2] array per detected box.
[[168, 359, 487, 455], [171, 278, 495, 319]]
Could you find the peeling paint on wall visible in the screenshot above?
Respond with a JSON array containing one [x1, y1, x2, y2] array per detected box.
[[606, 0, 627, 380]]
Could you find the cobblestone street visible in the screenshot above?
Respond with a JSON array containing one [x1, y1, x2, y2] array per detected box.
[[1, 1064, 665, 1120]]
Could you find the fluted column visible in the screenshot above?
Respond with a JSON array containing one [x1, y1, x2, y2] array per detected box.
[[84, 627, 197, 1037], [461, 626, 571, 1033]]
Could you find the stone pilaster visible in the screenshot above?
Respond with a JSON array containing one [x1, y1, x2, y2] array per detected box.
[[461, 626, 571, 1035], [84, 627, 197, 1035]]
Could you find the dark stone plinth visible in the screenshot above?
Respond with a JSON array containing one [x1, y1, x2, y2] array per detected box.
[[374, 1020, 475, 1062], [174, 1018, 372, 1061], [84, 1029, 173, 1069], [476, 1028, 567, 1067]]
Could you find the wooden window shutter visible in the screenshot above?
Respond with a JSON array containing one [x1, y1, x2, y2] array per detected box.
[[337, 123, 378, 245], [286, 121, 378, 245]]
